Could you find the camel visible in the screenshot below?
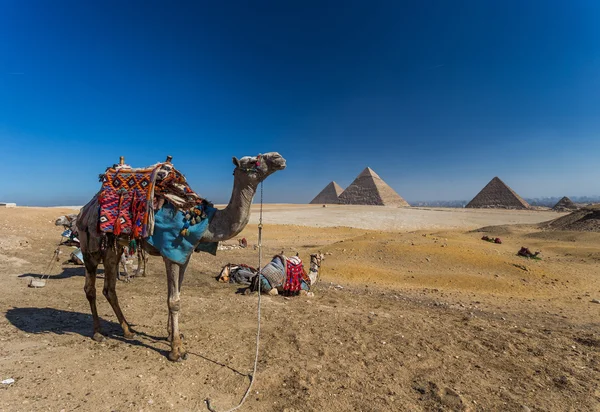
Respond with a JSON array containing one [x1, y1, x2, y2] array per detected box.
[[218, 251, 324, 292], [77, 152, 286, 361]]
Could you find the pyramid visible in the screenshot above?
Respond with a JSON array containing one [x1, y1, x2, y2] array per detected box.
[[466, 177, 530, 209], [337, 167, 410, 206], [552, 196, 578, 211], [310, 181, 343, 204]]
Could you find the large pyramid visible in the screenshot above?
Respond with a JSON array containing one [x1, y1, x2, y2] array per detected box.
[[310, 181, 343, 204], [337, 167, 410, 206], [552, 196, 578, 211], [466, 177, 530, 209]]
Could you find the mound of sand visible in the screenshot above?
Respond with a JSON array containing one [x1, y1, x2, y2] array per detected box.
[[541, 206, 600, 232]]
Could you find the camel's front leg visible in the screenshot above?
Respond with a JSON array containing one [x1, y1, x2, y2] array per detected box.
[[165, 257, 188, 361]]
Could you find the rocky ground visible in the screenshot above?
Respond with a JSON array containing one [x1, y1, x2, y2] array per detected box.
[[1, 206, 599, 411]]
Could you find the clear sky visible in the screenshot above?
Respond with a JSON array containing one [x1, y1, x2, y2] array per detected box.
[[1, 0, 599, 205]]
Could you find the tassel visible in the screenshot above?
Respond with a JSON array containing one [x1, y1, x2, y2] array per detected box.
[[129, 239, 137, 255]]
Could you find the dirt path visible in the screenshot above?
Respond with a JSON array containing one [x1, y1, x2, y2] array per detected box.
[[1, 207, 599, 411]]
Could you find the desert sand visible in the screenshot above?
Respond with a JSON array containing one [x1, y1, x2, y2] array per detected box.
[[1, 205, 599, 411]]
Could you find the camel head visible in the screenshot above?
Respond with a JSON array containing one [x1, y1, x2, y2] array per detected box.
[[232, 152, 286, 184], [308, 251, 324, 286], [55, 214, 78, 228]]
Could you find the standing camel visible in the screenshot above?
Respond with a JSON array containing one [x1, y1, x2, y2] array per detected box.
[[77, 152, 286, 361]]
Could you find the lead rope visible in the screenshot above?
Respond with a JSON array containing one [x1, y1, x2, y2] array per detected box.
[[205, 181, 263, 412]]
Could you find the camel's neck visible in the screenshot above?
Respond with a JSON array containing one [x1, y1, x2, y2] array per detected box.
[[200, 173, 258, 243]]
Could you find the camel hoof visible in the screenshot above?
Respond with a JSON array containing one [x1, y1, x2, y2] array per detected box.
[[168, 350, 187, 362], [123, 331, 136, 339], [92, 332, 106, 342]]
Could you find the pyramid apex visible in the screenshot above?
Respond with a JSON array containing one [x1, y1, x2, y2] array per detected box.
[[358, 167, 381, 179]]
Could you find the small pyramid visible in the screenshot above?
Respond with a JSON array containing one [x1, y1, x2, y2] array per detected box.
[[310, 181, 343, 204], [337, 167, 410, 206], [466, 177, 530, 209], [552, 196, 578, 211]]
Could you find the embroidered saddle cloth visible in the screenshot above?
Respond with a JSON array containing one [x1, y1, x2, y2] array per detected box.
[[93, 161, 217, 264]]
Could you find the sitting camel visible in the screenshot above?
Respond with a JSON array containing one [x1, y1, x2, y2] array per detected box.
[[249, 251, 324, 295], [77, 153, 285, 361], [219, 251, 324, 295]]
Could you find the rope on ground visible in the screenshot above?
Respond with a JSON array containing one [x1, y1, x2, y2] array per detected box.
[[43, 245, 61, 280], [205, 180, 264, 412]]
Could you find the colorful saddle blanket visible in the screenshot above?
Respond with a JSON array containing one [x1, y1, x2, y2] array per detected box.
[[98, 162, 205, 238], [284, 256, 305, 293], [94, 161, 217, 264], [253, 255, 311, 294]]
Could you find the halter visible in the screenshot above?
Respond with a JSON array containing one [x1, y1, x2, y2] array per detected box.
[[238, 154, 263, 174]]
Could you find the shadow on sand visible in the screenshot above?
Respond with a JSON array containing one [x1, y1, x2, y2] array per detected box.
[[5, 307, 250, 371], [18, 267, 104, 280], [5, 307, 168, 356]]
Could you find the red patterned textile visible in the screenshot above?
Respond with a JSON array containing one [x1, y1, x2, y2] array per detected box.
[[98, 167, 156, 237], [97, 161, 207, 240], [283, 257, 305, 294]]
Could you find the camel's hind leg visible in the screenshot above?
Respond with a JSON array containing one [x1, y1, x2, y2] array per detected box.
[[102, 246, 135, 339], [135, 249, 148, 277], [83, 251, 105, 342]]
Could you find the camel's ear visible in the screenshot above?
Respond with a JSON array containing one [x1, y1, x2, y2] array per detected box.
[[232, 157, 240, 167]]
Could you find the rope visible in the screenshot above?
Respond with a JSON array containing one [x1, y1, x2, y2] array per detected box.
[[39, 242, 62, 282], [205, 180, 264, 412]]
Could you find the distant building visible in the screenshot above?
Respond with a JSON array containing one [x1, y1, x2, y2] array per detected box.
[[337, 167, 410, 207], [466, 177, 530, 209], [310, 181, 343, 204], [552, 196, 578, 211], [0, 202, 16, 208]]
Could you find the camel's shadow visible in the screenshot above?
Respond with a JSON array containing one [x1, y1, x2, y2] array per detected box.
[[18, 267, 103, 280], [5, 307, 251, 373], [6, 307, 119, 336], [5, 307, 168, 356]]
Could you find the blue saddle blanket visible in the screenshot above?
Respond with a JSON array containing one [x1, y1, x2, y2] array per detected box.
[[147, 202, 218, 264]]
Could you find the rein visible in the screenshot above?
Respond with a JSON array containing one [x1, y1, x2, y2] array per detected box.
[[205, 180, 264, 412]]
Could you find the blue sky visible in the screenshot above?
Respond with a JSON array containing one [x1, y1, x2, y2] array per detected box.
[[1, 0, 599, 205]]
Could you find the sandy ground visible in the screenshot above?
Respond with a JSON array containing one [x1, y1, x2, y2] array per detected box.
[[1, 206, 599, 411], [246, 204, 563, 231]]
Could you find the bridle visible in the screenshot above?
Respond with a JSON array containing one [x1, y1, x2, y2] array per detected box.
[[237, 154, 263, 175]]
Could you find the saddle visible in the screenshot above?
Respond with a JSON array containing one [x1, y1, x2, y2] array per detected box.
[[97, 161, 210, 240]]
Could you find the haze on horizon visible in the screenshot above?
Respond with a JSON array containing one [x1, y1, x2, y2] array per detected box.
[[1, 1, 599, 206]]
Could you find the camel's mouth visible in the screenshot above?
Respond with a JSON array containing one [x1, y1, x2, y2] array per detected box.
[[272, 158, 286, 170], [264, 153, 286, 170]]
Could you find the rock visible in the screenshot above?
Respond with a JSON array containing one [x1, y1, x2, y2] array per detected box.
[[592, 299, 600, 304]]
